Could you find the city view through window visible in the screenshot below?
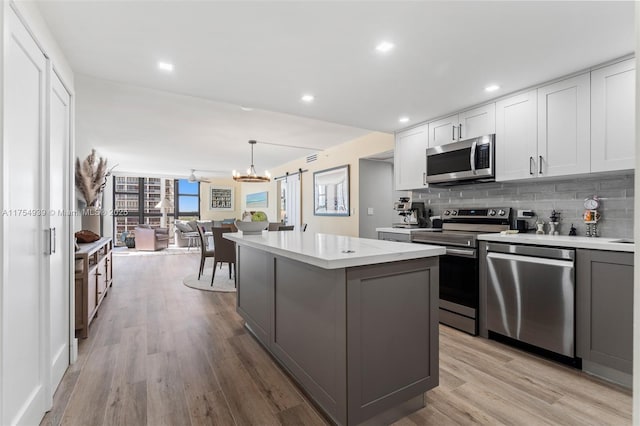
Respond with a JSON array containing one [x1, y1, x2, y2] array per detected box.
[[113, 177, 200, 246]]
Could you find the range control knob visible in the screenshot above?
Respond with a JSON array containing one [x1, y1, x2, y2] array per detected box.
[[488, 209, 496, 216], [498, 209, 506, 216], [451, 210, 458, 216], [444, 210, 450, 216]]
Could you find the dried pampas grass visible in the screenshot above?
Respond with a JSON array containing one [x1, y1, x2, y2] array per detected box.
[[75, 149, 112, 207]]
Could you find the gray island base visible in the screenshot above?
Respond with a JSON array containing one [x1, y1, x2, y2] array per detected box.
[[224, 232, 444, 425]]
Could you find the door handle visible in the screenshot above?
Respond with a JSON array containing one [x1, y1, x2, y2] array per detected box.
[[539, 155, 543, 174], [458, 124, 462, 140], [452, 125, 456, 141], [529, 157, 534, 175], [51, 227, 56, 254], [423, 172, 426, 186], [470, 141, 477, 174]]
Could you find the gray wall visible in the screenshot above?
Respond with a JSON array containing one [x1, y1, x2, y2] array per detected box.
[[359, 160, 403, 239], [412, 173, 634, 238]]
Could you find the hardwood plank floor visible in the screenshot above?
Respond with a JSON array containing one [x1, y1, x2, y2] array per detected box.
[[41, 253, 631, 426]]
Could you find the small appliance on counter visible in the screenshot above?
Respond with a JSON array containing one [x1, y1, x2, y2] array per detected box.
[[392, 198, 429, 228], [515, 209, 535, 232]]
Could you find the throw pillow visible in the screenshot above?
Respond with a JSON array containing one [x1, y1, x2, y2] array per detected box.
[[175, 222, 192, 233], [75, 230, 100, 243]]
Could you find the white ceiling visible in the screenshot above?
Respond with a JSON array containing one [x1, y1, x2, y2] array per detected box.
[[36, 1, 634, 175]]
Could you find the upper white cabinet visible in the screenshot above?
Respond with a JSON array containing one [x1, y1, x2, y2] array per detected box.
[[428, 104, 496, 147], [591, 59, 635, 172], [495, 90, 538, 181], [537, 73, 591, 177], [459, 104, 496, 140], [394, 123, 428, 190], [427, 113, 458, 147]]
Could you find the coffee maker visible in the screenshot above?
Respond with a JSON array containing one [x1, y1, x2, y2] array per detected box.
[[393, 198, 428, 228]]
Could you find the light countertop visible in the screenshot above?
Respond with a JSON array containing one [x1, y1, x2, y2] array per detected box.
[[376, 227, 440, 235], [477, 233, 634, 252], [224, 231, 446, 269]]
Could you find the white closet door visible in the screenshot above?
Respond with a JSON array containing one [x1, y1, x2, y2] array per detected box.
[[3, 7, 49, 425], [49, 71, 71, 397]]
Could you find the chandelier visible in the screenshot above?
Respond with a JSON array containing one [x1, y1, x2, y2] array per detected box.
[[233, 140, 271, 183]]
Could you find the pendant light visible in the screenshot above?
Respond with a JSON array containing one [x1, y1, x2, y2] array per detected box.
[[232, 140, 271, 182]]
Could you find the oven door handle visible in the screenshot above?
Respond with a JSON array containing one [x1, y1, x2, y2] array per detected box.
[[446, 247, 476, 258]]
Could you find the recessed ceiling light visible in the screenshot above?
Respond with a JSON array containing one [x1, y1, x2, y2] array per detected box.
[[301, 94, 315, 103], [485, 84, 500, 92], [158, 61, 174, 72], [399, 117, 410, 123], [375, 41, 395, 53], [240, 106, 253, 112]]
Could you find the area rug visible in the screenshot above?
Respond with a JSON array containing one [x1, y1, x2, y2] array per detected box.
[[113, 246, 196, 257], [183, 273, 236, 293]]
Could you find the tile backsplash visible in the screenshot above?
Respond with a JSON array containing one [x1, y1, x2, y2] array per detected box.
[[411, 173, 634, 238]]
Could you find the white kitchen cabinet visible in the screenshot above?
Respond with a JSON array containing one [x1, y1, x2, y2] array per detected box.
[[591, 59, 635, 172], [394, 123, 428, 190], [428, 104, 495, 147], [537, 73, 590, 177], [495, 91, 538, 181], [427, 113, 459, 147], [459, 104, 496, 140]]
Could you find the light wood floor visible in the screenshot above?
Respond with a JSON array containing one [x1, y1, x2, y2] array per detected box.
[[41, 253, 631, 426]]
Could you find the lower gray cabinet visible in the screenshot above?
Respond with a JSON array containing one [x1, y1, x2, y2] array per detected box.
[[378, 232, 412, 242], [235, 244, 439, 425], [576, 249, 633, 387]]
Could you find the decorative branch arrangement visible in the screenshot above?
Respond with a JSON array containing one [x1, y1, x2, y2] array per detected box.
[[75, 149, 113, 208]]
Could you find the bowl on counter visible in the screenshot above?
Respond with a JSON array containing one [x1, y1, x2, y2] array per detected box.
[[234, 220, 268, 235]]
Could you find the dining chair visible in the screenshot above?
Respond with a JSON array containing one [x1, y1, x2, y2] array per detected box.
[[211, 227, 236, 285], [196, 223, 215, 280]]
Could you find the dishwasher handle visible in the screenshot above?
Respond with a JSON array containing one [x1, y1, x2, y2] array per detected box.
[[487, 252, 574, 268], [486, 242, 574, 261]]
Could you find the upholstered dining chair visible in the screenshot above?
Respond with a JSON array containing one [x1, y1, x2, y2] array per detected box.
[[196, 223, 215, 280], [211, 227, 236, 285]]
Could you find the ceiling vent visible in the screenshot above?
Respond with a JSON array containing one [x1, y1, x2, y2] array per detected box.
[[306, 153, 318, 163]]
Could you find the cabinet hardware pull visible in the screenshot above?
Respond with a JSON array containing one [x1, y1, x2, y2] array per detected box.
[[539, 155, 543, 174], [96, 272, 102, 276], [51, 227, 56, 254], [529, 157, 534, 175], [452, 125, 456, 140], [458, 124, 462, 139], [423, 172, 426, 185]]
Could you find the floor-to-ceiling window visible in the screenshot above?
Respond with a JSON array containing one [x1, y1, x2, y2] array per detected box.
[[113, 176, 190, 245], [175, 179, 200, 221]]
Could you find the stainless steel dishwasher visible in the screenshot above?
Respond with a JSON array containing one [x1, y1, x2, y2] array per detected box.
[[486, 243, 575, 357]]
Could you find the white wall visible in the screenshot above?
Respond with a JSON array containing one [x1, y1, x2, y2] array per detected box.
[[632, 3, 639, 423], [358, 160, 396, 239], [269, 132, 394, 237]]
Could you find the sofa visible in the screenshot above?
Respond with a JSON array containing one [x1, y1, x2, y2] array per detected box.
[[174, 220, 199, 247], [134, 225, 170, 251]]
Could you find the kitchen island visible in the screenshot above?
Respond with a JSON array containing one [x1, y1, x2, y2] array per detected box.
[[224, 231, 445, 425]]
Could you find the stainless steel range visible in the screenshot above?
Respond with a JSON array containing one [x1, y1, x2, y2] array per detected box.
[[411, 207, 511, 335]]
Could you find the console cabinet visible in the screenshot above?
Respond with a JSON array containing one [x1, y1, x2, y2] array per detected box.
[[75, 238, 113, 338], [576, 249, 633, 387]]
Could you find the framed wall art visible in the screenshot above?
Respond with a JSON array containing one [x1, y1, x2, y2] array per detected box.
[[246, 191, 268, 208], [210, 186, 234, 210], [313, 165, 349, 216]]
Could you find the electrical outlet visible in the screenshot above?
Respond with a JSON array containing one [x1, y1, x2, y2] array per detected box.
[[367, 207, 374, 215]]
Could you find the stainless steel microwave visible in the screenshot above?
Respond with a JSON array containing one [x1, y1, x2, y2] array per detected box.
[[425, 134, 495, 184]]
